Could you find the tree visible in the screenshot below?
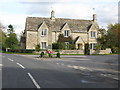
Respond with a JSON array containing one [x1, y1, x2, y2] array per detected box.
[[106, 23, 120, 53], [107, 24, 119, 47], [8, 24, 14, 33], [52, 42, 64, 50], [84, 43, 90, 55], [0, 23, 6, 49], [97, 28, 107, 50], [97, 24, 120, 53], [57, 34, 74, 50], [5, 25, 18, 49]]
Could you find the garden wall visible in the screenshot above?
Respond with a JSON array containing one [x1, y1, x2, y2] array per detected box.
[[60, 50, 84, 54], [34, 48, 111, 55], [90, 48, 111, 54], [60, 48, 111, 54]]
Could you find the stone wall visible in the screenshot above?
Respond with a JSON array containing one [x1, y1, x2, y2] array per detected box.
[[90, 48, 111, 54], [60, 50, 84, 54], [26, 31, 37, 49], [59, 48, 111, 54]]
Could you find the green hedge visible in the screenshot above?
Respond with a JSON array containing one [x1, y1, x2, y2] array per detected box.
[[7, 49, 35, 53]]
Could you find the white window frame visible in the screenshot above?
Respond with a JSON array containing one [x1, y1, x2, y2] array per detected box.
[[90, 43, 96, 50], [64, 30, 69, 37], [41, 29, 47, 36], [91, 31, 96, 38], [65, 42, 69, 49], [41, 42, 46, 49]]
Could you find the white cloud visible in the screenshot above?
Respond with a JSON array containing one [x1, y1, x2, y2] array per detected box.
[[0, 0, 118, 37], [0, 12, 28, 35]]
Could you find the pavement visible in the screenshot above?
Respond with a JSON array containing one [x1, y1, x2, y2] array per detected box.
[[1, 53, 119, 88]]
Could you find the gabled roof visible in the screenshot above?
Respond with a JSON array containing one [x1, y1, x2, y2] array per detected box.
[[25, 17, 96, 32]]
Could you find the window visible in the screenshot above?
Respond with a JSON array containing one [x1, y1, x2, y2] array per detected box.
[[90, 43, 96, 50], [65, 42, 69, 49], [41, 29, 47, 36], [64, 30, 69, 37], [41, 42, 46, 49], [91, 31, 96, 38]]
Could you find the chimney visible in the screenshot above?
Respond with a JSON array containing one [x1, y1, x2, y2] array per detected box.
[[50, 10, 55, 20], [93, 14, 97, 22]]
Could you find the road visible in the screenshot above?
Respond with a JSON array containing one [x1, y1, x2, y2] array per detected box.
[[1, 53, 119, 88]]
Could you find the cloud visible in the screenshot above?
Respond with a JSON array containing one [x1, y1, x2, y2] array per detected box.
[[0, 0, 118, 37], [0, 12, 27, 35], [22, 0, 118, 29]]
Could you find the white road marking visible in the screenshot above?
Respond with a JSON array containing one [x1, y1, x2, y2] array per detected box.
[[16, 63, 25, 69], [73, 66, 79, 69], [113, 77, 119, 80], [81, 80, 95, 83], [67, 65, 73, 68], [0, 64, 2, 66], [56, 63, 59, 65], [61, 63, 64, 65], [27, 73, 41, 89], [8, 58, 14, 62]]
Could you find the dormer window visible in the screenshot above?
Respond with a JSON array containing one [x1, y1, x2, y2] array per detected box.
[[64, 30, 69, 37], [91, 31, 96, 38], [41, 29, 47, 36]]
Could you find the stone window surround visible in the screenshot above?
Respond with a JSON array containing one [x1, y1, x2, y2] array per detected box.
[[64, 30, 70, 37], [41, 42, 46, 49], [90, 43, 96, 50], [41, 29, 47, 36], [90, 31, 96, 38]]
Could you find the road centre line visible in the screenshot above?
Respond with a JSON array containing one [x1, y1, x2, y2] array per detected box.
[[27, 73, 41, 89], [16, 63, 25, 69], [8, 58, 14, 62]]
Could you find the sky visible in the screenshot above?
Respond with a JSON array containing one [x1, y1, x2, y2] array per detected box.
[[0, 0, 119, 38]]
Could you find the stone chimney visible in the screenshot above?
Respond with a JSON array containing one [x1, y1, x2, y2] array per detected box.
[[50, 10, 55, 20], [93, 14, 97, 22]]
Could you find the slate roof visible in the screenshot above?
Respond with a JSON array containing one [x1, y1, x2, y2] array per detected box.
[[25, 17, 94, 32]]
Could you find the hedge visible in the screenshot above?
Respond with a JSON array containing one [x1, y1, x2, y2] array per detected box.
[[7, 49, 35, 53]]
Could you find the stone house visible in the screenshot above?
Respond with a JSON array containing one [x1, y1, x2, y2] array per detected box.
[[21, 10, 101, 50]]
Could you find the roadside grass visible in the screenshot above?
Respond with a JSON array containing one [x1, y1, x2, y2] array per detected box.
[[2, 51, 120, 55]]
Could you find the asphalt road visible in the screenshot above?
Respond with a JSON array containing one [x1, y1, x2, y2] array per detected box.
[[2, 53, 119, 88]]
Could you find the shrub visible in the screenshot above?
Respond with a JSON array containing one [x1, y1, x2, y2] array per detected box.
[[56, 52, 60, 58], [111, 47, 119, 53], [35, 44, 40, 52], [48, 53, 52, 58], [84, 43, 90, 55], [95, 44, 101, 50], [7, 49, 35, 53], [69, 44, 75, 50], [40, 52, 44, 58], [52, 42, 65, 50]]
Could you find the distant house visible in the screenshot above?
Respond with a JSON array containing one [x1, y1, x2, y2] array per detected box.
[[21, 10, 101, 50]]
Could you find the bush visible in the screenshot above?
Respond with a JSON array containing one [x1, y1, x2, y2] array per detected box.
[[35, 44, 40, 52], [7, 49, 35, 53], [69, 44, 75, 50], [84, 43, 90, 55], [48, 53, 52, 58], [56, 52, 60, 58], [111, 47, 120, 53], [40, 52, 44, 58], [52, 42, 64, 49]]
